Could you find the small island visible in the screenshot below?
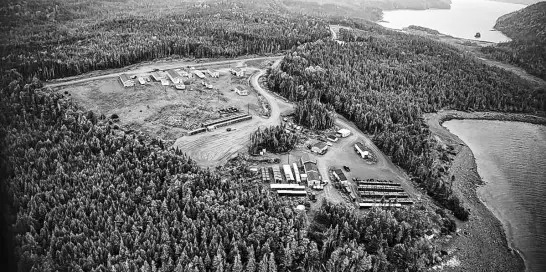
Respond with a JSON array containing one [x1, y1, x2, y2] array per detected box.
[[475, 32, 481, 38]]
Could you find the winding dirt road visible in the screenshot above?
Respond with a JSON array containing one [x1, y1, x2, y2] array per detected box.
[[172, 59, 287, 166]]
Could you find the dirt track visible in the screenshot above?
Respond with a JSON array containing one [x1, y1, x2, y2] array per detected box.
[[46, 56, 283, 89], [172, 59, 291, 166]]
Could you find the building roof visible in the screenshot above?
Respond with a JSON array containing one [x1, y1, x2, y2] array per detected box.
[[301, 154, 316, 164], [119, 74, 131, 82], [307, 171, 320, 181], [326, 135, 338, 140], [235, 86, 245, 91], [312, 142, 328, 150], [304, 162, 319, 173], [167, 70, 179, 78], [355, 142, 366, 151], [208, 68, 218, 73], [232, 67, 242, 71], [338, 128, 350, 134], [333, 169, 347, 181]]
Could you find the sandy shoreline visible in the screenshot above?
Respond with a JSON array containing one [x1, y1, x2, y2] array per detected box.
[[425, 110, 546, 272]]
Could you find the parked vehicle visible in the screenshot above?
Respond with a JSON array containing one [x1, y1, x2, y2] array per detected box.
[[326, 141, 333, 146], [226, 128, 232, 131], [343, 166, 351, 172]]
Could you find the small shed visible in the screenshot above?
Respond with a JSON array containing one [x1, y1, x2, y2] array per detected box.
[[337, 128, 351, 138], [119, 74, 134, 87]]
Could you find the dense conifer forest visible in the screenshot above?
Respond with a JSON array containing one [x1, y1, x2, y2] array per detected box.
[[294, 99, 335, 130], [0, 70, 451, 271], [267, 22, 546, 220], [0, 0, 330, 81], [481, 1, 546, 80], [249, 125, 298, 154]]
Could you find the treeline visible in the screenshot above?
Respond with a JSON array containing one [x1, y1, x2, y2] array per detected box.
[[0, 71, 450, 271], [0, 0, 329, 80], [249, 125, 297, 154], [267, 25, 545, 220], [294, 99, 335, 130], [481, 2, 546, 80]]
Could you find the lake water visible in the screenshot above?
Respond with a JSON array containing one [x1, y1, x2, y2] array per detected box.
[[443, 120, 546, 272], [379, 0, 526, 42]]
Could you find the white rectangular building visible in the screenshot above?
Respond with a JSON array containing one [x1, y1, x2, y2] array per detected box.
[[193, 70, 206, 79], [167, 70, 183, 84], [119, 74, 134, 87], [292, 163, 301, 183], [354, 142, 370, 158], [283, 165, 294, 182], [207, 69, 220, 78], [337, 128, 351, 137]]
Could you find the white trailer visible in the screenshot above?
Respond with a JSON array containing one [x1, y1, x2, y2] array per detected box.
[[283, 165, 294, 182], [292, 163, 301, 183]]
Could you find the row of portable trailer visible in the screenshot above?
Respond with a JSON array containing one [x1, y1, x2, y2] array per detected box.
[[188, 114, 252, 135], [357, 179, 413, 208], [270, 184, 307, 197]]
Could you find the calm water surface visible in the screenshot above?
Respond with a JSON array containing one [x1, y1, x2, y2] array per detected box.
[[444, 120, 546, 272], [379, 0, 526, 42]]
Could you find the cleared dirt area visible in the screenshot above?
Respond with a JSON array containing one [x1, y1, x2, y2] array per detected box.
[[54, 65, 268, 142]]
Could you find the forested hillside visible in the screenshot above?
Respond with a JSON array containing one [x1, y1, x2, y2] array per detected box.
[[0, 0, 329, 81], [481, 2, 546, 80], [0, 70, 451, 271], [267, 22, 545, 219]]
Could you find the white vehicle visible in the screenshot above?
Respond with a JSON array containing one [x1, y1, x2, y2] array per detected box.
[[326, 141, 333, 146]]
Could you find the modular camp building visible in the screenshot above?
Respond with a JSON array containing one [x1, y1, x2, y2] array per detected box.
[[333, 169, 347, 182], [359, 203, 403, 209], [283, 165, 295, 182], [293, 163, 301, 183], [270, 184, 305, 190], [230, 67, 245, 77], [277, 190, 307, 197], [151, 72, 164, 81], [326, 135, 338, 142], [119, 74, 134, 87], [138, 77, 146, 85], [261, 167, 271, 182], [193, 70, 206, 79], [160, 79, 170, 86], [337, 128, 351, 138], [234, 86, 248, 96], [355, 142, 370, 158], [311, 142, 328, 154], [167, 69, 183, 84], [207, 69, 219, 78], [272, 165, 283, 183]]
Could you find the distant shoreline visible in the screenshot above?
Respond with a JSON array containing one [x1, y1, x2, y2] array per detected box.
[[425, 110, 546, 272]]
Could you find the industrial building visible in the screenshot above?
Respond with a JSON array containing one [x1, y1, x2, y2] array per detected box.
[[119, 74, 134, 87], [167, 69, 183, 84], [307, 171, 321, 187], [355, 142, 370, 159], [311, 142, 328, 154], [300, 154, 316, 165]]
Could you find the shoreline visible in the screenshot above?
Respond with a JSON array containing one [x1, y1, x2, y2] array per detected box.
[[424, 110, 546, 272]]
